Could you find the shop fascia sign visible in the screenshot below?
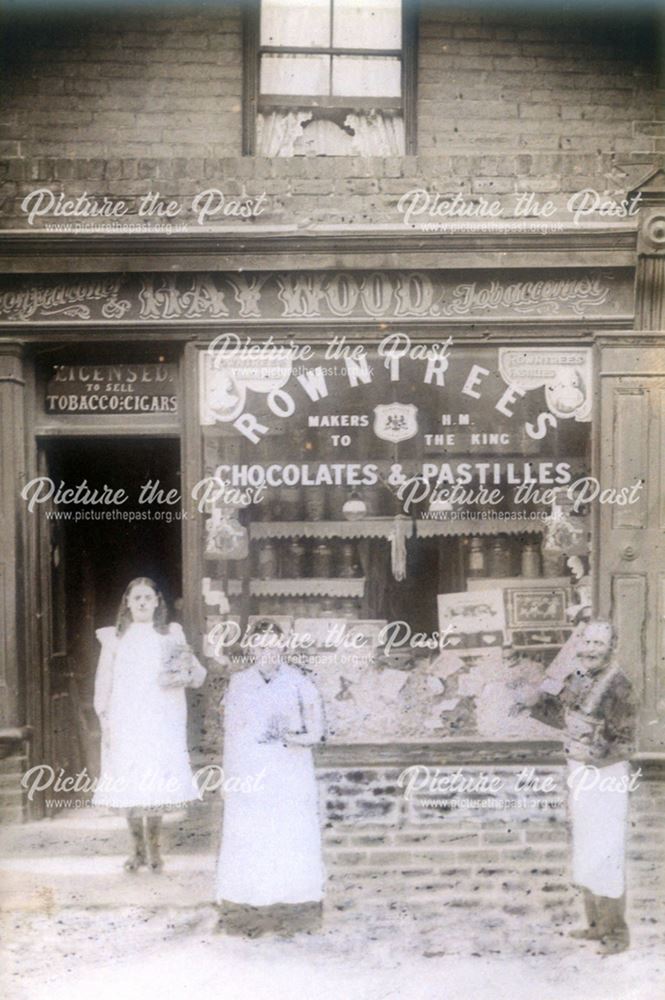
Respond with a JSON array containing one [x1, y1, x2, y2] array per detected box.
[[200, 334, 591, 445]]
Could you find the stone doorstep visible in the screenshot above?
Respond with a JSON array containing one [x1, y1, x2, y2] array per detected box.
[[0, 853, 218, 912], [0, 807, 219, 857]]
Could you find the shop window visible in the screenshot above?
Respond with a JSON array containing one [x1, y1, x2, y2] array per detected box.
[[198, 340, 592, 742], [243, 0, 417, 156]]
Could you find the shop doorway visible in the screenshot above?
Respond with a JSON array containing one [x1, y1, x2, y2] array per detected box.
[[36, 436, 182, 813]]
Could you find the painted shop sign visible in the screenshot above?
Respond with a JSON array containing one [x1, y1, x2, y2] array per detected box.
[[45, 363, 178, 414], [0, 269, 633, 324], [198, 343, 591, 483], [0, 277, 131, 321]]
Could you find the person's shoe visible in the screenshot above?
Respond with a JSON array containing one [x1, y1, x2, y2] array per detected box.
[[124, 816, 147, 872], [146, 817, 164, 873], [147, 849, 164, 873], [598, 932, 630, 956], [569, 889, 602, 940], [123, 852, 146, 872], [595, 894, 630, 955], [568, 927, 602, 940]]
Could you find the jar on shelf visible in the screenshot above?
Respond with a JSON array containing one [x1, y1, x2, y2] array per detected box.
[[320, 597, 337, 617], [304, 489, 327, 521], [280, 485, 304, 520], [488, 537, 512, 578], [282, 538, 306, 578], [338, 541, 359, 578], [339, 598, 358, 619], [541, 546, 565, 577], [342, 490, 367, 521], [362, 487, 382, 517], [280, 598, 297, 617], [257, 539, 279, 580], [328, 489, 347, 520], [253, 493, 273, 521], [467, 537, 486, 579], [521, 540, 542, 578], [312, 541, 334, 578]]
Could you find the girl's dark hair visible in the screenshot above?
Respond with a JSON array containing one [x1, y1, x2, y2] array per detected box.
[[116, 577, 169, 636]]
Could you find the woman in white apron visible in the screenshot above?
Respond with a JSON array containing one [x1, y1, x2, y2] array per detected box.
[[216, 620, 325, 932], [93, 577, 206, 872]]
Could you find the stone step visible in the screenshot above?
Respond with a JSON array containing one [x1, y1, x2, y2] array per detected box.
[[0, 805, 219, 857], [0, 754, 26, 775], [0, 803, 24, 825], [0, 853, 218, 912]]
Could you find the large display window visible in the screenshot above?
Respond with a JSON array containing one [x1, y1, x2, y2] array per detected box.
[[196, 337, 592, 743]]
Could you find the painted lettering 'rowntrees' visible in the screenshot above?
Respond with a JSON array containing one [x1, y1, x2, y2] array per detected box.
[[226, 352, 572, 446]]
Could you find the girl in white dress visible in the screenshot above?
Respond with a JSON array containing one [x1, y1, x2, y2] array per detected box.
[[93, 577, 206, 873], [216, 620, 326, 931]]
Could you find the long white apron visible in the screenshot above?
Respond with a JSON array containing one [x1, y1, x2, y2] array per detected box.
[[93, 622, 202, 809], [567, 760, 630, 899], [216, 664, 325, 906]]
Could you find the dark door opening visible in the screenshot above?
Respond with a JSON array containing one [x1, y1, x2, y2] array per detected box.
[[39, 437, 182, 811]]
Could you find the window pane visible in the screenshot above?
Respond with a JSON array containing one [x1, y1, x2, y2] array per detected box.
[[332, 55, 401, 97], [261, 54, 330, 96], [261, 0, 330, 48], [332, 0, 402, 50]]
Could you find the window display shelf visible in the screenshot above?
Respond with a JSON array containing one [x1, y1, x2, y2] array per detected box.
[[225, 578, 365, 598], [416, 519, 545, 538], [250, 519, 412, 540]]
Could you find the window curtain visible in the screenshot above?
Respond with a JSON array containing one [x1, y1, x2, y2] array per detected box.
[[256, 110, 404, 157]]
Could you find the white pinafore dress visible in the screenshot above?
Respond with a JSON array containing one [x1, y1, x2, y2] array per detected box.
[[92, 621, 205, 809], [216, 662, 325, 906]]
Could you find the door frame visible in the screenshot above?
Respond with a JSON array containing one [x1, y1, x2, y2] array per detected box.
[[23, 352, 188, 818], [594, 332, 665, 753]]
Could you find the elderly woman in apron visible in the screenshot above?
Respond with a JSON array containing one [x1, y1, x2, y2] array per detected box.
[[530, 619, 637, 954], [93, 577, 206, 873], [216, 620, 325, 935]]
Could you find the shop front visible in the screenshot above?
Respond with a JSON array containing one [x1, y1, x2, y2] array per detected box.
[[0, 203, 664, 822], [195, 333, 593, 747]]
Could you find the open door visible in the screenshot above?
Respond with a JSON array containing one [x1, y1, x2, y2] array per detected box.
[[35, 436, 183, 814], [596, 337, 665, 753]]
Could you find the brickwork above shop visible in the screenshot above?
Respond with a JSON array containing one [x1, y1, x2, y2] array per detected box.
[[0, 7, 662, 228]]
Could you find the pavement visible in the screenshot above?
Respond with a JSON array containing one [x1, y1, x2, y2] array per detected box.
[[1, 811, 663, 1000]]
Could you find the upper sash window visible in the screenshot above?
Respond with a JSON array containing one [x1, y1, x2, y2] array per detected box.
[[244, 0, 417, 156]]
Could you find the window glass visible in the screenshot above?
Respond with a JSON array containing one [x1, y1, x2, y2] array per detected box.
[[260, 0, 330, 47], [332, 0, 402, 49], [261, 53, 330, 96], [332, 55, 401, 97]]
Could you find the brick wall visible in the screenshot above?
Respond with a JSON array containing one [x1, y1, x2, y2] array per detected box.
[[1, 11, 244, 160], [0, 6, 662, 228], [319, 763, 665, 949], [418, 10, 663, 160]]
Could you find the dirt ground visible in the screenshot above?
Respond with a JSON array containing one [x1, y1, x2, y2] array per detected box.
[[3, 901, 664, 1000]]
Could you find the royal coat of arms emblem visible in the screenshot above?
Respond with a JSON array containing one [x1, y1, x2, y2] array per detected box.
[[373, 403, 419, 443]]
